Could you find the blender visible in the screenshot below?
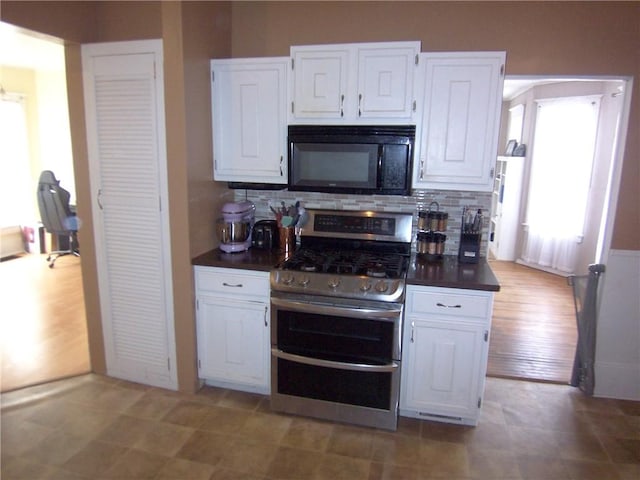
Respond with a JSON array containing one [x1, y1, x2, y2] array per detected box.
[[216, 201, 255, 253]]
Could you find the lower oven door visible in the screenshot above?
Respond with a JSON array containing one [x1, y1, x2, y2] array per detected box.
[[270, 293, 402, 430]]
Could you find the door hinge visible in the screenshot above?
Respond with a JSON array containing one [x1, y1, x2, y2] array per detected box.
[[415, 54, 419, 66], [211, 70, 214, 83], [291, 58, 294, 70], [158, 195, 162, 211], [196, 298, 199, 310], [153, 61, 157, 80], [291, 101, 294, 114], [478, 397, 482, 408], [484, 330, 489, 342], [198, 359, 201, 369], [412, 100, 417, 112], [167, 357, 171, 371], [500, 64, 505, 76], [489, 167, 495, 179]]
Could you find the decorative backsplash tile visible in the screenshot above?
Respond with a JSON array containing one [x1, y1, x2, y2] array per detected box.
[[234, 189, 491, 256]]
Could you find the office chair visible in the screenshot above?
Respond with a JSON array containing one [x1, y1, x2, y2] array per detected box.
[[36, 170, 80, 268]]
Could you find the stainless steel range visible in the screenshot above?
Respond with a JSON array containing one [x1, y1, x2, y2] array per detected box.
[[270, 209, 413, 430]]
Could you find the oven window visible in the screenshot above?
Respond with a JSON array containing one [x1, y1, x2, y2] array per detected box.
[[277, 309, 395, 363], [277, 358, 392, 409], [291, 143, 378, 188]]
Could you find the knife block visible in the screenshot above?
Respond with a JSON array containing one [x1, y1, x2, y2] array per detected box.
[[458, 232, 481, 263]]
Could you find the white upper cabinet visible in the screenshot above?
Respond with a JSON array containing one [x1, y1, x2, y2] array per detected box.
[[290, 42, 421, 124], [290, 46, 349, 120], [211, 57, 288, 184], [413, 52, 506, 191]]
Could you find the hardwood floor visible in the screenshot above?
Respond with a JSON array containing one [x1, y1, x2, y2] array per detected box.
[[487, 260, 578, 384], [0, 253, 89, 392]]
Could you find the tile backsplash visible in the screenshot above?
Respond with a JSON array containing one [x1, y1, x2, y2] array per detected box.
[[234, 189, 491, 256]]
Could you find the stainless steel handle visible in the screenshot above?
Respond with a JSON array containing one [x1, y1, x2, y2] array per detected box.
[[271, 296, 402, 321], [222, 282, 243, 288], [272, 348, 399, 373], [436, 302, 462, 309]]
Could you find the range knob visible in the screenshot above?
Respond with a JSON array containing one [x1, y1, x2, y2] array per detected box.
[[280, 273, 295, 285], [298, 275, 310, 286], [374, 281, 389, 293], [359, 281, 372, 292], [327, 277, 340, 289]]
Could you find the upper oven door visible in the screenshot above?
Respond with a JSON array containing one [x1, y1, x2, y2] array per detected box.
[[271, 293, 403, 362]]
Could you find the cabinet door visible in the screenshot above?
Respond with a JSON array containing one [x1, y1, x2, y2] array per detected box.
[[357, 44, 418, 120], [196, 295, 270, 393], [290, 46, 350, 120], [82, 40, 177, 390], [211, 58, 287, 183], [401, 318, 487, 421], [414, 52, 505, 191]]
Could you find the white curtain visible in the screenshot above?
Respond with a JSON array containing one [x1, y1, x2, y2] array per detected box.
[[0, 96, 33, 228], [521, 96, 601, 274]]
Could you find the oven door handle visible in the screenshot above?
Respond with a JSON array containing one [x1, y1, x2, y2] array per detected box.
[[270, 296, 402, 321], [271, 348, 399, 373]]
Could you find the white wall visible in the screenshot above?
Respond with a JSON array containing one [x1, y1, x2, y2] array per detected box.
[[36, 68, 75, 204], [595, 249, 640, 400]]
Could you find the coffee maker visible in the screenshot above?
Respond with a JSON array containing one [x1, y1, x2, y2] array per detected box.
[[216, 201, 255, 253]]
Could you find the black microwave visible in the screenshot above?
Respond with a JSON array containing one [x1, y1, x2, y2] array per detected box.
[[288, 125, 415, 196]]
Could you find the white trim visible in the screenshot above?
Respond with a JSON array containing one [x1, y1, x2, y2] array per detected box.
[[596, 77, 633, 266]]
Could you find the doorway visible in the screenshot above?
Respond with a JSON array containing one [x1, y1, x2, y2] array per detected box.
[[0, 22, 89, 392], [487, 76, 630, 383]]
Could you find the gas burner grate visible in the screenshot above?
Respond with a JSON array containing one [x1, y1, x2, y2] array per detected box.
[[280, 248, 407, 279]]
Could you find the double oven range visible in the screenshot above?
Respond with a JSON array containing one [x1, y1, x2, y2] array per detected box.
[[270, 209, 413, 430]]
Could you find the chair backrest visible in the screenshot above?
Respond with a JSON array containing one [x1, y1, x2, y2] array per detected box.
[[37, 170, 75, 235]]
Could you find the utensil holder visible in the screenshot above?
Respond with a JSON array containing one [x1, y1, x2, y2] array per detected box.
[[279, 227, 295, 254]]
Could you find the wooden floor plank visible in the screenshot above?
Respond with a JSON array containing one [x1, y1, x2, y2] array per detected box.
[[487, 260, 577, 384], [0, 253, 89, 392]]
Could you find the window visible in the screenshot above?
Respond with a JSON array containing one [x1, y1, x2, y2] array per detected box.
[[521, 95, 601, 273]]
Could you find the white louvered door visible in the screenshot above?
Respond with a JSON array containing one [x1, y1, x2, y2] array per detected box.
[[82, 40, 177, 390]]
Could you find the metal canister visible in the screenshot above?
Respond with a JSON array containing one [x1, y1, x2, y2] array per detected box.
[[428, 211, 438, 231], [435, 233, 447, 255], [417, 232, 429, 254], [417, 211, 428, 231], [437, 212, 449, 231]]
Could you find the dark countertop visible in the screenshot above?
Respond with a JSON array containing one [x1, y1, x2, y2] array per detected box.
[[192, 247, 287, 272], [192, 249, 500, 292], [406, 254, 500, 292]]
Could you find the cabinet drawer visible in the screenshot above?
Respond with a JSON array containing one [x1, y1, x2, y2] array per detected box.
[[195, 267, 269, 298], [407, 287, 491, 319]]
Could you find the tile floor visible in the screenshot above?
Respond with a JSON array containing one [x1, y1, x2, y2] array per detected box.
[[1, 374, 639, 479]]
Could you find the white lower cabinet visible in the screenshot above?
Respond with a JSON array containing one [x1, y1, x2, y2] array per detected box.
[[194, 266, 270, 394], [400, 285, 494, 425]]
